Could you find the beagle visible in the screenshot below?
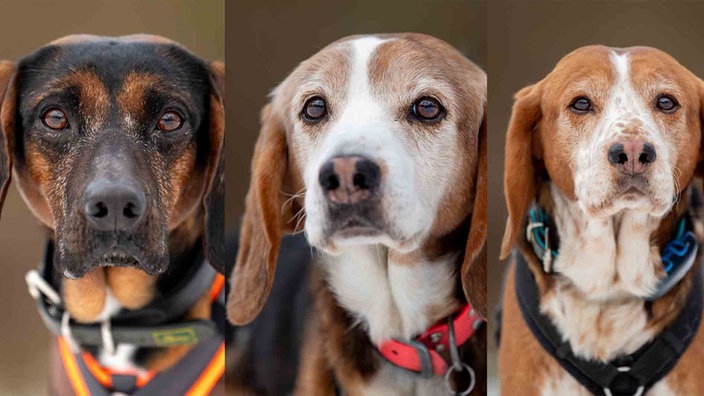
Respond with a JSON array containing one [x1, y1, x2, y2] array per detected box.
[[499, 45, 704, 395], [228, 33, 488, 394]]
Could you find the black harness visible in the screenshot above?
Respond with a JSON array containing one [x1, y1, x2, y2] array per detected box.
[[26, 239, 226, 395], [515, 206, 703, 396]]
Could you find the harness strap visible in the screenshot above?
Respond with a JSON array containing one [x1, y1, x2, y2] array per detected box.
[[514, 252, 703, 395], [60, 336, 225, 396], [377, 304, 484, 377], [58, 274, 226, 395]]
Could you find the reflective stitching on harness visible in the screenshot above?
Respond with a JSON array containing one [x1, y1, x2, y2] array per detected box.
[[209, 274, 225, 301], [58, 337, 91, 396], [185, 342, 225, 396], [80, 350, 155, 388]]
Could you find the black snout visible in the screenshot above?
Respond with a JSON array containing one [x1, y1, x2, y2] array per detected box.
[[83, 181, 146, 231], [319, 155, 380, 205]]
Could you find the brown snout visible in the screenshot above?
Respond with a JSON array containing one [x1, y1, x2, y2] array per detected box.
[[318, 155, 380, 205], [607, 139, 657, 176]]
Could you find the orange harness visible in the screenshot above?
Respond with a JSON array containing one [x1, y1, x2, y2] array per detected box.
[[57, 274, 225, 396]]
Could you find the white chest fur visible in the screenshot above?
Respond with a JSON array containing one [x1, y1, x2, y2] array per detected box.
[[324, 245, 458, 345], [541, 184, 664, 361]]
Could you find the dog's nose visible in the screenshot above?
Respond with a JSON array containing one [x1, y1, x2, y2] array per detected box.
[[607, 139, 657, 176], [83, 181, 146, 231], [319, 155, 380, 205]]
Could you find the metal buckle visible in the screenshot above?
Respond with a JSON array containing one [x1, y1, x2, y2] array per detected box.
[[25, 269, 61, 306], [61, 312, 80, 353], [603, 367, 645, 396], [526, 221, 543, 244], [526, 220, 553, 273], [542, 226, 553, 273], [101, 319, 116, 355], [404, 339, 435, 378], [444, 316, 476, 395]]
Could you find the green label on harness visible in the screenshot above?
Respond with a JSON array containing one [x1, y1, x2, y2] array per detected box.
[[152, 328, 199, 346]]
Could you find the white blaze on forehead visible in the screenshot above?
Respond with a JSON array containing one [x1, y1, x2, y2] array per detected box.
[[349, 36, 386, 101], [612, 51, 630, 84], [322, 36, 390, 158], [602, 51, 641, 135], [604, 51, 660, 139]]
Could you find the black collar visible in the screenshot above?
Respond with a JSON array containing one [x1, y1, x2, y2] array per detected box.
[[26, 238, 225, 352], [515, 252, 702, 395]]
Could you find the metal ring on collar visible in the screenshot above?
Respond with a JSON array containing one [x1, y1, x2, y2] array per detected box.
[[602, 366, 645, 396], [603, 386, 644, 396], [444, 363, 476, 396]]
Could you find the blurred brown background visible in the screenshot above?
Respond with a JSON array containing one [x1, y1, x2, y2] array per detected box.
[[0, 1, 223, 394], [487, 0, 704, 390], [225, 0, 487, 229]]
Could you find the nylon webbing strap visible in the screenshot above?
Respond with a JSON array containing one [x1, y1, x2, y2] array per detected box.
[[514, 251, 702, 395]]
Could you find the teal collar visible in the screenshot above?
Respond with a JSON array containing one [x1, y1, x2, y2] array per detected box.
[[525, 205, 698, 301], [526, 206, 558, 273]]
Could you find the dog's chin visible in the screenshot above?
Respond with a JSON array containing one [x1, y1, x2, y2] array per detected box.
[[315, 221, 423, 255], [57, 243, 168, 279], [95, 249, 142, 268], [580, 186, 672, 219]]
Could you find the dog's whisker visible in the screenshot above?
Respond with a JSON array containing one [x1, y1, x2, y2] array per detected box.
[[280, 188, 307, 215], [293, 212, 307, 234], [287, 205, 306, 224]]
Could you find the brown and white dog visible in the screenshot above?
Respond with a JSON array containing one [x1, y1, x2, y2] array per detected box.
[[228, 33, 487, 394], [499, 45, 704, 395]]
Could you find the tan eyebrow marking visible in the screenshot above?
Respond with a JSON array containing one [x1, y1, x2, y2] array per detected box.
[[30, 69, 110, 134]]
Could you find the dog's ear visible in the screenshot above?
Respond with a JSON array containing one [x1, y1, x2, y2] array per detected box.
[[227, 102, 294, 325], [698, 79, 704, 181], [461, 105, 487, 318], [0, 61, 16, 219], [500, 83, 542, 259], [202, 61, 225, 274]]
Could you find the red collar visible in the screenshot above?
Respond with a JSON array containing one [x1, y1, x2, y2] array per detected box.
[[377, 303, 483, 377]]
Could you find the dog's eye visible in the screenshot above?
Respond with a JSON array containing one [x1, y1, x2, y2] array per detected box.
[[569, 97, 592, 114], [411, 97, 444, 121], [302, 97, 327, 122], [41, 108, 69, 130], [157, 111, 184, 132], [656, 95, 678, 113]]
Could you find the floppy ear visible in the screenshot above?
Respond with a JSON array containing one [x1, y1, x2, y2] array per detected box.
[[227, 103, 293, 325], [461, 105, 487, 318], [699, 80, 704, 177], [500, 84, 542, 259], [0, 61, 16, 219], [203, 61, 225, 274]]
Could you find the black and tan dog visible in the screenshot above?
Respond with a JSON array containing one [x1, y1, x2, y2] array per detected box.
[[0, 34, 225, 395]]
